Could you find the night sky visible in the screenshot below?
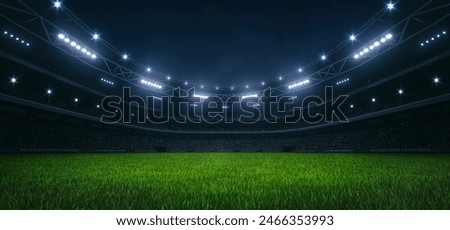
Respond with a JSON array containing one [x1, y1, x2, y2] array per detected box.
[[67, 0, 382, 87]]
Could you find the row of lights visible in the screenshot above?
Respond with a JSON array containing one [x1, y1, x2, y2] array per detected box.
[[3, 31, 30, 46], [420, 31, 447, 47], [100, 78, 114, 85], [288, 79, 310, 90], [57, 33, 98, 59], [353, 33, 393, 59], [140, 79, 162, 89], [336, 78, 350, 85]]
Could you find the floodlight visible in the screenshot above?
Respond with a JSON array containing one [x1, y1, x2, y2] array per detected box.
[[398, 89, 404, 95], [86, 51, 91, 56], [93, 33, 100, 40], [184, 82, 188, 85], [54, 1, 62, 9], [385, 34, 393, 39], [231, 87, 234, 90], [216, 86, 219, 90], [374, 41, 380, 47], [372, 98, 376, 102], [91, 54, 97, 59], [167, 76, 171, 80], [245, 85, 249, 89], [201, 85, 204, 89], [4, 31, 7, 35], [96, 105, 100, 108], [349, 34, 356, 41], [298, 68, 303, 72], [434, 77, 440, 83], [261, 82, 265, 86], [279, 76, 283, 80], [443, 31, 446, 35], [431, 37, 434, 41], [10, 77, 17, 84], [76, 45, 81, 50], [146, 68, 151, 72], [47, 89, 52, 95], [70, 41, 76, 47], [359, 51, 364, 56], [81, 48, 87, 53], [387, 2, 395, 10], [58, 34, 65, 39], [74, 98, 79, 102], [369, 45, 375, 50], [26, 43, 30, 46], [321, 55, 327, 60], [122, 54, 128, 60], [350, 104, 354, 108], [381, 38, 386, 43]]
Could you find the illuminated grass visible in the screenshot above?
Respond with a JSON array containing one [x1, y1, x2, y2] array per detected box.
[[0, 153, 449, 210]]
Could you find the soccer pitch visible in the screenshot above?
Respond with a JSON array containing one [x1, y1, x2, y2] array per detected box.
[[0, 153, 449, 210]]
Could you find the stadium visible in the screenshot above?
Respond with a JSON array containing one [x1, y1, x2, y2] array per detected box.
[[1, 0, 449, 210]]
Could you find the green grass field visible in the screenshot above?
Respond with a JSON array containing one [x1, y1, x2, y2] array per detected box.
[[0, 153, 449, 210]]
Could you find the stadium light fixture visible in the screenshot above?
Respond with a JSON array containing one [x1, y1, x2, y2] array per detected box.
[[194, 94, 209, 99], [353, 33, 393, 59], [141, 79, 162, 89], [101, 78, 114, 85], [184, 82, 188, 85], [288, 79, 310, 89], [201, 85, 204, 89], [372, 98, 376, 103], [10, 77, 17, 84], [245, 85, 249, 89], [93, 33, 100, 41], [146, 67, 151, 73], [167, 76, 171, 80], [216, 86, 219, 90], [53, 1, 62, 9], [398, 89, 404, 95], [349, 34, 356, 41], [433, 77, 440, 84], [261, 82, 265, 86], [386, 2, 395, 11], [57, 33, 97, 59], [321, 55, 327, 61], [336, 78, 350, 85], [4, 31, 31, 47], [420, 30, 447, 47], [350, 104, 354, 108], [279, 76, 283, 80], [74, 98, 79, 103], [122, 54, 128, 60], [298, 68, 303, 73], [231, 86, 234, 90], [46, 89, 53, 95], [241, 94, 258, 99]]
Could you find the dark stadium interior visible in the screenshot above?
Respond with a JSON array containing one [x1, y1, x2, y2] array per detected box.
[[1, 0, 450, 152]]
